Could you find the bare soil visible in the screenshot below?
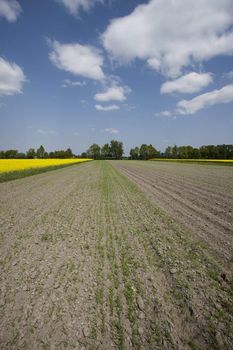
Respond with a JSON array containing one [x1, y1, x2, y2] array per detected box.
[[0, 161, 232, 349], [111, 160, 233, 263]]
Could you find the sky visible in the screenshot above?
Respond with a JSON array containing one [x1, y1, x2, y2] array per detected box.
[[0, 0, 233, 155]]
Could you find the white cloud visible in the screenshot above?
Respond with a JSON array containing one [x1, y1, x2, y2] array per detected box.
[[94, 85, 130, 102], [0, 0, 21, 22], [176, 84, 233, 115], [224, 70, 233, 79], [62, 79, 86, 87], [104, 128, 119, 134], [155, 110, 172, 117], [80, 99, 87, 104], [161, 72, 213, 94], [49, 40, 105, 81], [102, 0, 233, 77], [0, 57, 26, 96], [95, 104, 119, 111], [37, 129, 56, 135], [56, 0, 103, 16]]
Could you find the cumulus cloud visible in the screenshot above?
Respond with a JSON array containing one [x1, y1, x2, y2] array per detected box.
[[161, 72, 213, 94], [49, 40, 105, 81], [62, 79, 86, 87], [95, 104, 119, 111], [56, 0, 103, 16], [102, 0, 233, 77], [176, 84, 233, 115], [94, 85, 130, 102], [0, 0, 22, 22], [0, 57, 26, 96], [104, 128, 119, 134]]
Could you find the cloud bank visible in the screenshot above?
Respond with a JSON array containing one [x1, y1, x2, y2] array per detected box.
[[102, 0, 233, 77]]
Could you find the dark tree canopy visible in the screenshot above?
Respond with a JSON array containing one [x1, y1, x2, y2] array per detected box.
[[36, 145, 46, 159], [101, 143, 111, 159], [85, 140, 124, 160], [26, 148, 36, 159], [110, 140, 124, 159], [130, 147, 140, 160], [163, 144, 233, 160], [136, 144, 160, 160], [87, 144, 101, 160]]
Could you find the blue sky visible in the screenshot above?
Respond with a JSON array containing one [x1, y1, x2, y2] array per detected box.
[[0, 0, 233, 155]]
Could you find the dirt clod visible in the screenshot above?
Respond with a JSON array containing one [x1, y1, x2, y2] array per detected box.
[[138, 326, 144, 336], [136, 295, 144, 311], [82, 326, 89, 337]]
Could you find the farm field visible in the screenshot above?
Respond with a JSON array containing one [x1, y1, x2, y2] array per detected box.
[[111, 161, 233, 263], [0, 160, 232, 349], [0, 159, 92, 182]]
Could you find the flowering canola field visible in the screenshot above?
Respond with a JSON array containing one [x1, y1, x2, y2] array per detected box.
[[0, 158, 92, 173]]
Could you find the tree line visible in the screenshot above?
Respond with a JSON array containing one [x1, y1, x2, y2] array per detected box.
[[84, 142, 233, 160], [83, 140, 124, 160], [162, 144, 233, 160], [0, 145, 74, 159], [1, 142, 232, 160]]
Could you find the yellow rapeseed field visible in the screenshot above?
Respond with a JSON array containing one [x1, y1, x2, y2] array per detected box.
[[0, 158, 92, 173], [150, 158, 233, 163]]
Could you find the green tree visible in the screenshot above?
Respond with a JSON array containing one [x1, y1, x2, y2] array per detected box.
[[81, 152, 87, 158], [139, 144, 148, 160], [4, 150, 19, 159], [36, 145, 46, 159], [139, 144, 159, 160], [26, 148, 36, 159], [16, 152, 26, 159], [147, 144, 160, 159], [87, 144, 101, 159], [66, 148, 73, 158], [130, 147, 140, 160], [191, 148, 200, 159], [110, 140, 124, 159], [0, 151, 5, 159], [172, 145, 178, 158], [164, 146, 173, 158], [101, 143, 111, 159]]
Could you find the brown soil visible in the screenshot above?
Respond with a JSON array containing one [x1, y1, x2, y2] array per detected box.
[[0, 161, 232, 349], [111, 160, 233, 263]]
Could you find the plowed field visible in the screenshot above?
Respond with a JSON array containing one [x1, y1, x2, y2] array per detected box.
[[0, 161, 232, 349]]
